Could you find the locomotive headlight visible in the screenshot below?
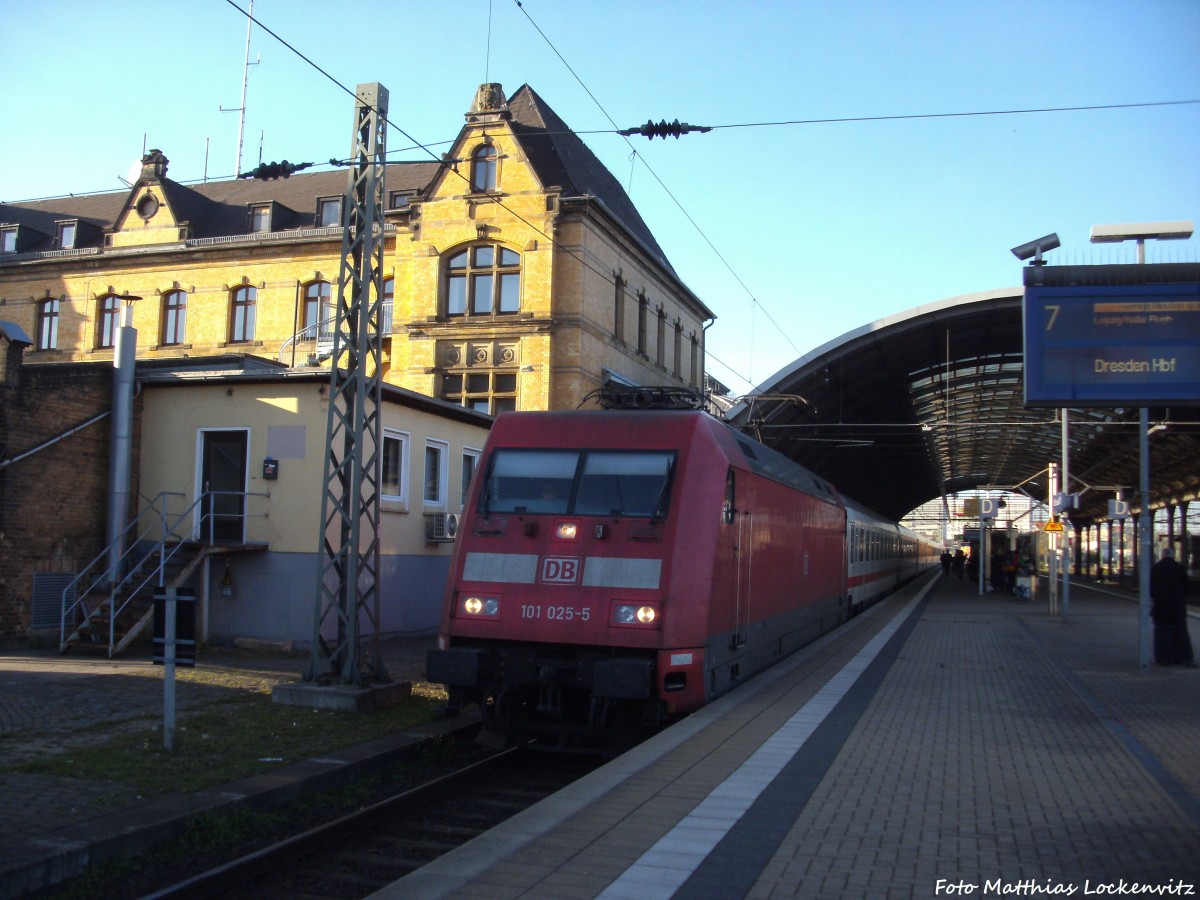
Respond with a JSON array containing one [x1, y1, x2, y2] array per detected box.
[[555, 521, 579, 541], [614, 603, 658, 627], [460, 595, 500, 617]]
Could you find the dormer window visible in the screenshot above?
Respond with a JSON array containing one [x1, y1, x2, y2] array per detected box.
[[317, 197, 341, 228], [388, 190, 413, 210], [56, 221, 77, 249], [470, 144, 498, 192], [1, 226, 16, 253], [249, 205, 271, 233]]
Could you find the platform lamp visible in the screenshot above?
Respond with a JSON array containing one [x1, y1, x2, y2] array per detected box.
[[1089, 220, 1194, 263], [1089, 221, 1194, 672]]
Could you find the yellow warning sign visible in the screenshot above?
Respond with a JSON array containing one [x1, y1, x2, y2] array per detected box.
[[1044, 520, 1064, 533]]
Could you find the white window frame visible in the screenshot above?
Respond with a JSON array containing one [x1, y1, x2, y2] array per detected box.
[[423, 438, 449, 509], [317, 197, 342, 228], [56, 221, 77, 249], [37, 297, 60, 350], [192, 427, 251, 542], [249, 205, 271, 233], [381, 428, 411, 510], [460, 446, 482, 511]]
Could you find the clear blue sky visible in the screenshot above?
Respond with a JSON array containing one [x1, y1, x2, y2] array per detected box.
[[3, 0, 1197, 395]]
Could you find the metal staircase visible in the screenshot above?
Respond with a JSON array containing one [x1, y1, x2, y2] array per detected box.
[[59, 491, 266, 657]]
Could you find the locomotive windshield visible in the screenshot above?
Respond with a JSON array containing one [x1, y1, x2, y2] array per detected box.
[[481, 449, 675, 518]]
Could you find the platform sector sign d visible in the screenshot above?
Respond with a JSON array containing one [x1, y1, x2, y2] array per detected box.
[[1023, 279, 1200, 407]]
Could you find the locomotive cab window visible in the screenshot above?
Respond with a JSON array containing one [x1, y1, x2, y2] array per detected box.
[[485, 450, 576, 514], [481, 449, 675, 518], [575, 452, 673, 518]]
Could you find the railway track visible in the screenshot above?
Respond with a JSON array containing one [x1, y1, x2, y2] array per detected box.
[[144, 745, 600, 899]]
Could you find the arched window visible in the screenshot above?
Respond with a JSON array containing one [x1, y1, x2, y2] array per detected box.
[[37, 298, 59, 350], [230, 285, 257, 342], [380, 276, 395, 334], [444, 245, 521, 318], [301, 280, 331, 340], [636, 292, 648, 354], [161, 290, 187, 345], [97, 294, 120, 348], [470, 144, 498, 192]]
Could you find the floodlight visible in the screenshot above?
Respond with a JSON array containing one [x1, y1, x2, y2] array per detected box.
[[1089, 221, 1193, 243], [1010, 233, 1061, 265], [1089, 220, 1193, 263]]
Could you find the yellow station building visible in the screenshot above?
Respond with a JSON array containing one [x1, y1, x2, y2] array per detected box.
[[0, 83, 715, 646], [0, 83, 714, 414]]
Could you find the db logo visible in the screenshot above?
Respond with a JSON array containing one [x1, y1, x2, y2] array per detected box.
[[541, 557, 581, 584]]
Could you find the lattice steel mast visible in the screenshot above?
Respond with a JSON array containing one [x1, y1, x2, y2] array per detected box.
[[304, 83, 389, 685]]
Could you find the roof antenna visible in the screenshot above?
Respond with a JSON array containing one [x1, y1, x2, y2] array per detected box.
[[484, 0, 493, 84], [220, 0, 259, 178]]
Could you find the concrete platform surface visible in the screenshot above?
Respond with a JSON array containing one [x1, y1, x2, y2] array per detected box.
[[375, 573, 1200, 899]]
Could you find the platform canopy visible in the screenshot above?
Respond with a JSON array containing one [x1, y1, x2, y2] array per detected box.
[[726, 284, 1200, 525]]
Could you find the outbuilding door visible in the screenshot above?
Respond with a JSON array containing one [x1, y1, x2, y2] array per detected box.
[[726, 468, 751, 650], [199, 430, 249, 543]]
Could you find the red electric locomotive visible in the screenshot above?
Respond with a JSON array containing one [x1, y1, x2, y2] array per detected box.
[[427, 402, 854, 747]]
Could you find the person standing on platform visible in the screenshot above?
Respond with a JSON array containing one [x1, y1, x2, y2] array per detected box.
[[941, 550, 953, 577], [952, 549, 966, 580], [1150, 547, 1195, 667]]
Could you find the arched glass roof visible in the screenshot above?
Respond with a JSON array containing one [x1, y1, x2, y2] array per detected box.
[[727, 284, 1199, 524]]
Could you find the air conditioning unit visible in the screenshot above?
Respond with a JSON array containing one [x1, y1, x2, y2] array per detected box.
[[425, 512, 460, 543]]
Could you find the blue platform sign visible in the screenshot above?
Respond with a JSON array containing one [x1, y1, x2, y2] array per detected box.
[[1023, 281, 1200, 407]]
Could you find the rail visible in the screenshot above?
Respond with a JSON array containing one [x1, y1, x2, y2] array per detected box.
[[277, 302, 393, 366], [60, 489, 270, 653]]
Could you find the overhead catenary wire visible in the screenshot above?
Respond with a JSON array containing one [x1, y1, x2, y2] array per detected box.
[[216, 0, 764, 388], [508, 0, 795, 383], [94, 2, 1200, 395], [217, 2, 656, 375]]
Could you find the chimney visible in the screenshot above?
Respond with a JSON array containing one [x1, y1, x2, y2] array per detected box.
[[140, 149, 169, 182], [467, 84, 510, 123]]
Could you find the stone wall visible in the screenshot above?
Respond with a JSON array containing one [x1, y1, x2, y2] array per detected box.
[[0, 348, 132, 639]]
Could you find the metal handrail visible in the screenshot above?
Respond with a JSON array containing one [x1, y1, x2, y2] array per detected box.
[[278, 313, 338, 365], [100, 490, 270, 652], [277, 301, 393, 366], [60, 491, 184, 648], [190, 489, 271, 545], [60, 489, 269, 653]]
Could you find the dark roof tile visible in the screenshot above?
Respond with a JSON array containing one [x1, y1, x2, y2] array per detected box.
[[506, 84, 673, 273], [2, 85, 674, 274]]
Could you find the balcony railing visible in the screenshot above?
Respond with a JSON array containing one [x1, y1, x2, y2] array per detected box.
[[279, 301, 394, 366]]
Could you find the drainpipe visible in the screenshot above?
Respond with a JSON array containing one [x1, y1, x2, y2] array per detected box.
[[107, 297, 140, 584]]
